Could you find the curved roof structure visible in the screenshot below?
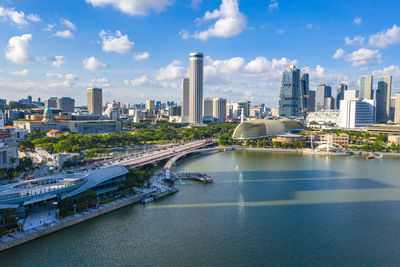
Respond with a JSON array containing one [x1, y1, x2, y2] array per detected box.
[[232, 119, 289, 140], [281, 119, 304, 132]]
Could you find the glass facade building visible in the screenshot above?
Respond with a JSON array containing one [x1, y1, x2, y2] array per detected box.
[[336, 83, 348, 109], [300, 73, 310, 117], [279, 66, 301, 117]]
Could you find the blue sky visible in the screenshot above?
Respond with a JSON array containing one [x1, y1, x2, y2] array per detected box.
[[0, 0, 400, 106]]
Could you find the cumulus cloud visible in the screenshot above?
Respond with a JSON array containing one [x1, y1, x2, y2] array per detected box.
[[43, 24, 54, 32], [85, 0, 172, 16], [61, 18, 76, 30], [27, 14, 41, 22], [99, 30, 134, 53], [368, 24, 400, 48], [156, 60, 186, 81], [89, 77, 111, 88], [0, 6, 27, 26], [333, 48, 345, 59], [10, 69, 28, 76], [125, 75, 156, 87], [179, 29, 189, 39], [44, 55, 65, 68], [188, 0, 247, 40], [134, 51, 149, 60], [83, 56, 107, 70], [333, 48, 382, 67], [345, 35, 365, 46], [65, 73, 78, 80], [353, 17, 362, 25], [268, 0, 278, 12], [53, 30, 74, 39], [5, 34, 32, 63]]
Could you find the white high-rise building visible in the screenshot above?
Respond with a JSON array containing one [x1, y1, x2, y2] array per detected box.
[[395, 93, 400, 123], [213, 98, 226, 123], [343, 90, 359, 100], [339, 99, 375, 128], [181, 77, 189, 118], [359, 75, 373, 100], [189, 52, 203, 123], [146, 99, 155, 111]]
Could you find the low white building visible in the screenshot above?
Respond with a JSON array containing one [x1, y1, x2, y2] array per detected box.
[[306, 110, 340, 127], [339, 99, 375, 128]]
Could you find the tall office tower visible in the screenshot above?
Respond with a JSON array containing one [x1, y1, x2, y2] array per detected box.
[[315, 84, 332, 111], [308, 90, 316, 112], [44, 97, 58, 108], [278, 65, 301, 117], [27, 95, 32, 104], [376, 75, 392, 123], [57, 97, 75, 113], [300, 73, 309, 117], [146, 99, 155, 111], [360, 75, 373, 100], [181, 77, 189, 118], [188, 52, 204, 123], [203, 98, 213, 118], [336, 83, 348, 109], [213, 98, 226, 123], [390, 96, 396, 122], [324, 97, 335, 110], [87, 88, 103, 115], [395, 93, 400, 123]]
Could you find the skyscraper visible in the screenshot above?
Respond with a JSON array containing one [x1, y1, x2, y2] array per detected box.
[[336, 83, 348, 109], [315, 84, 332, 111], [213, 98, 226, 123], [300, 73, 309, 117], [57, 97, 75, 113], [146, 99, 155, 111], [395, 93, 400, 123], [278, 65, 300, 117], [376, 75, 392, 123], [189, 52, 203, 123], [308, 90, 316, 112], [360, 75, 373, 100], [87, 88, 103, 115], [203, 98, 213, 118], [181, 77, 189, 118]]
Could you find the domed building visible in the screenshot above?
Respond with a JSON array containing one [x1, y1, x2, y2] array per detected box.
[[42, 108, 54, 122], [232, 119, 303, 141]]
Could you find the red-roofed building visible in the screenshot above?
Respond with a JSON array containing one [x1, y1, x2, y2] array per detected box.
[[46, 129, 68, 138]]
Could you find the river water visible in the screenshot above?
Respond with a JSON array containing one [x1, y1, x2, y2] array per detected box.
[[2, 150, 400, 266]]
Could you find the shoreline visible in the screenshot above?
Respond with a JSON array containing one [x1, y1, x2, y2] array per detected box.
[[0, 187, 178, 252]]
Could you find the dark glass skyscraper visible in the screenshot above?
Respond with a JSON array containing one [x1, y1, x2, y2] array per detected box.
[[300, 73, 309, 117], [279, 65, 301, 117], [336, 83, 348, 109]]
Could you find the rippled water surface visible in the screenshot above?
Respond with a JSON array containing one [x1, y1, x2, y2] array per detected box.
[[2, 151, 400, 266]]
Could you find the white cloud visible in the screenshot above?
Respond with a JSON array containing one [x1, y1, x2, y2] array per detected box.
[[89, 77, 111, 88], [27, 14, 41, 22], [85, 0, 172, 16], [45, 55, 65, 68], [83, 56, 107, 70], [191, 0, 202, 9], [134, 51, 149, 60], [353, 17, 362, 25], [0, 6, 27, 26], [65, 73, 78, 80], [305, 23, 313, 29], [46, 72, 63, 78], [179, 29, 189, 39], [368, 24, 400, 48], [53, 30, 74, 39], [61, 18, 76, 30], [99, 30, 134, 53], [125, 75, 155, 87], [10, 69, 28, 76], [333, 48, 345, 59], [275, 29, 285, 35], [43, 24, 54, 32], [345, 35, 365, 46], [303, 65, 349, 87], [156, 60, 186, 81], [189, 0, 247, 40], [268, 0, 278, 12], [5, 34, 32, 63]]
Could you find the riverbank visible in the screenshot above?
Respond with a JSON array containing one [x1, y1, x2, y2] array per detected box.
[[0, 187, 178, 252]]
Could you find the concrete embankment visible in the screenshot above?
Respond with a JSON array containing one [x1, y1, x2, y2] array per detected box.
[[234, 146, 301, 153], [0, 187, 178, 252]]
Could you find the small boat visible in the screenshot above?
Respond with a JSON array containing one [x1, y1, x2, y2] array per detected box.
[[141, 195, 154, 204], [366, 155, 374, 160]]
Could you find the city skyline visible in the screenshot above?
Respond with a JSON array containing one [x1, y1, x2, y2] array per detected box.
[[1, 1, 400, 106]]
